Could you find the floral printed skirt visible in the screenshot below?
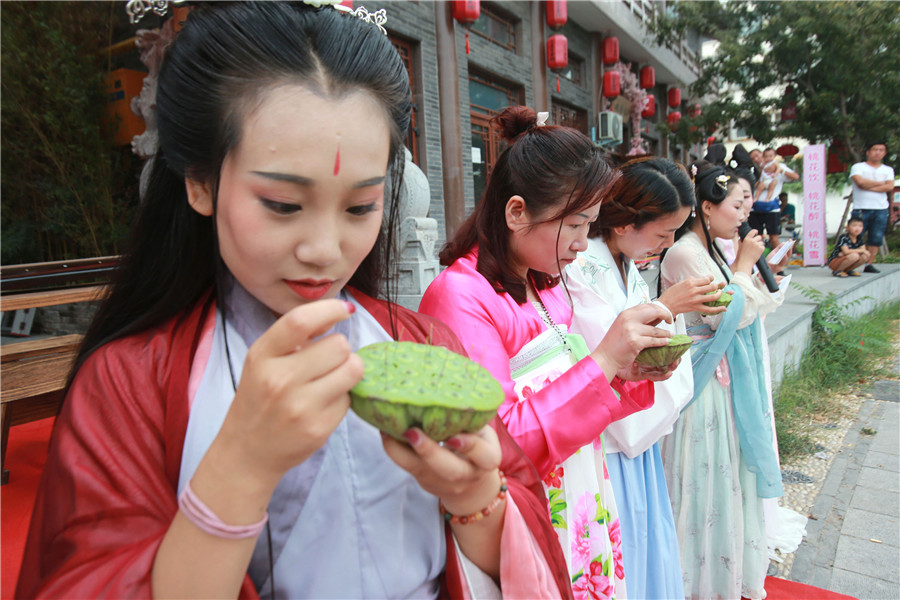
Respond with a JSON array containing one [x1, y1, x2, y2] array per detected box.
[[661, 378, 769, 600], [543, 439, 627, 599]]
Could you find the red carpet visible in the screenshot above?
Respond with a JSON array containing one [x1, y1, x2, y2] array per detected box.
[[764, 576, 858, 599], [0, 418, 861, 600], [1, 417, 54, 600]]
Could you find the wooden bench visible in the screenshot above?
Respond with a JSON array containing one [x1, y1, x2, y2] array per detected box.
[[1, 334, 84, 484], [1, 259, 114, 485]]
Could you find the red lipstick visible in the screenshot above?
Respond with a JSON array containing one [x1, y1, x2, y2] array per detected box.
[[286, 279, 333, 300]]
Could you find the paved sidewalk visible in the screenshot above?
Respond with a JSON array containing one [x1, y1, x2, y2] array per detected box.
[[789, 353, 900, 599]]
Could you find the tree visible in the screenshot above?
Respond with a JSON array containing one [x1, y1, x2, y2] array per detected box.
[[1, 2, 141, 265], [650, 1, 900, 167]]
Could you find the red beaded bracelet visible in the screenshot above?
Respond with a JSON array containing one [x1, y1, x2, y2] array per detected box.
[[439, 471, 507, 525]]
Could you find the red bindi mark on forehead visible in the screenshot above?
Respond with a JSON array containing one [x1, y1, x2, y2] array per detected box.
[[333, 145, 341, 176]]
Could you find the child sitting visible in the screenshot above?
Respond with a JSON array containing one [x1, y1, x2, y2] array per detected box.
[[828, 217, 870, 277]]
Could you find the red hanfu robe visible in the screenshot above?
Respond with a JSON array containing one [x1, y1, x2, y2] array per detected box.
[[16, 289, 573, 599]]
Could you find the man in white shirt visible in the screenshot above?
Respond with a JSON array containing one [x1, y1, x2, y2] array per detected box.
[[850, 141, 894, 273]]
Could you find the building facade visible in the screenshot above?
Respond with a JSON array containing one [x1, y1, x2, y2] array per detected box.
[[369, 0, 701, 245]]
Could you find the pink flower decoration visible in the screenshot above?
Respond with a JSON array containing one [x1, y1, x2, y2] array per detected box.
[[571, 493, 602, 568], [608, 518, 621, 546], [543, 466, 564, 488], [608, 519, 625, 580], [572, 560, 614, 600]]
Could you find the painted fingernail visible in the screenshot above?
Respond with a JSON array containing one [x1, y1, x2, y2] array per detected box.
[[403, 429, 421, 446], [445, 436, 464, 450], [343, 300, 356, 314]]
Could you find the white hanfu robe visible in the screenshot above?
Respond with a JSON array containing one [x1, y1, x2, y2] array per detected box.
[[566, 236, 689, 600]]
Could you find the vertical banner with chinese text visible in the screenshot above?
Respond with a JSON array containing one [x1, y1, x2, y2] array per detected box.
[[803, 144, 827, 265]]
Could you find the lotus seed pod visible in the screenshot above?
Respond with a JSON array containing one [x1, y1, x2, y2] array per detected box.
[[350, 341, 504, 441], [700, 290, 733, 315], [633, 334, 693, 368]]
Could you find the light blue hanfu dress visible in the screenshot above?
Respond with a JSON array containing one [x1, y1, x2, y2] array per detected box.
[[660, 232, 784, 600], [567, 237, 690, 600]]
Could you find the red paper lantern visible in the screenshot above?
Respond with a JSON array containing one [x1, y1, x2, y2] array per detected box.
[[781, 102, 797, 123], [667, 87, 681, 108], [546, 0, 567, 30], [641, 94, 656, 118], [668, 111, 681, 130], [452, 0, 480, 24], [452, 0, 480, 54], [639, 65, 655, 89], [547, 34, 568, 72], [827, 139, 848, 174], [690, 103, 701, 118], [602, 36, 619, 65], [603, 70, 621, 98]]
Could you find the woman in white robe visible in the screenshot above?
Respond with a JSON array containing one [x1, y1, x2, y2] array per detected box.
[[567, 157, 729, 599]]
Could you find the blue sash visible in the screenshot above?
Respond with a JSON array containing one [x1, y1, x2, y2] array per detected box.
[[685, 285, 783, 498]]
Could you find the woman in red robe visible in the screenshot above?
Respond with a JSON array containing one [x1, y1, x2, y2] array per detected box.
[[16, 3, 570, 598]]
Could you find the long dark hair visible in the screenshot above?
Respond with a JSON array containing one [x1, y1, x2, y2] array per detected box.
[[590, 156, 694, 239], [439, 106, 618, 304], [71, 2, 411, 383], [658, 160, 739, 295]]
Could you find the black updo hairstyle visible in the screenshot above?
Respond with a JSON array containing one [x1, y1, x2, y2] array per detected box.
[[439, 106, 618, 304], [658, 159, 740, 295], [70, 1, 412, 385], [729, 143, 758, 189]]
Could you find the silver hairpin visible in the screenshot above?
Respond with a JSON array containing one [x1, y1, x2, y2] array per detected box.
[[334, 4, 388, 35], [126, 0, 388, 35], [126, 0, 172, 25]]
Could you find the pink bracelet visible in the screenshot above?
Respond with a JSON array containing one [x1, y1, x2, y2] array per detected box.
[[178, 480, 268, 540]]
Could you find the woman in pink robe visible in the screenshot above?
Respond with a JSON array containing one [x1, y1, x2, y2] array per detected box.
[[420, 107, 678, 598]]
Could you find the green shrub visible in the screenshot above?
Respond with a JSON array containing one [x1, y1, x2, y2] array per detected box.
[[774, 293, 898, 463]]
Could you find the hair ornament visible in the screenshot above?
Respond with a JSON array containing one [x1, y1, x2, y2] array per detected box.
[[333, 3, 388, 35], [729, 159, 738, 169], [690, 164, 698, 184], [715, 174, 729, 191], [126, 0, 388, 34], [536, 112, 550, 127], [126, 0, 176, 25]]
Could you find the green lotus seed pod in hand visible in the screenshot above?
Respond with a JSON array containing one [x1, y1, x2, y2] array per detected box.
[[350, 341, 504, 441], [633, 334, 693, 368], [700, 289, 732, 315]]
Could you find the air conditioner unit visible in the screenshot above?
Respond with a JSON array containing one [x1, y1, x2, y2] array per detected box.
[[598, 111, 623, 145]]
